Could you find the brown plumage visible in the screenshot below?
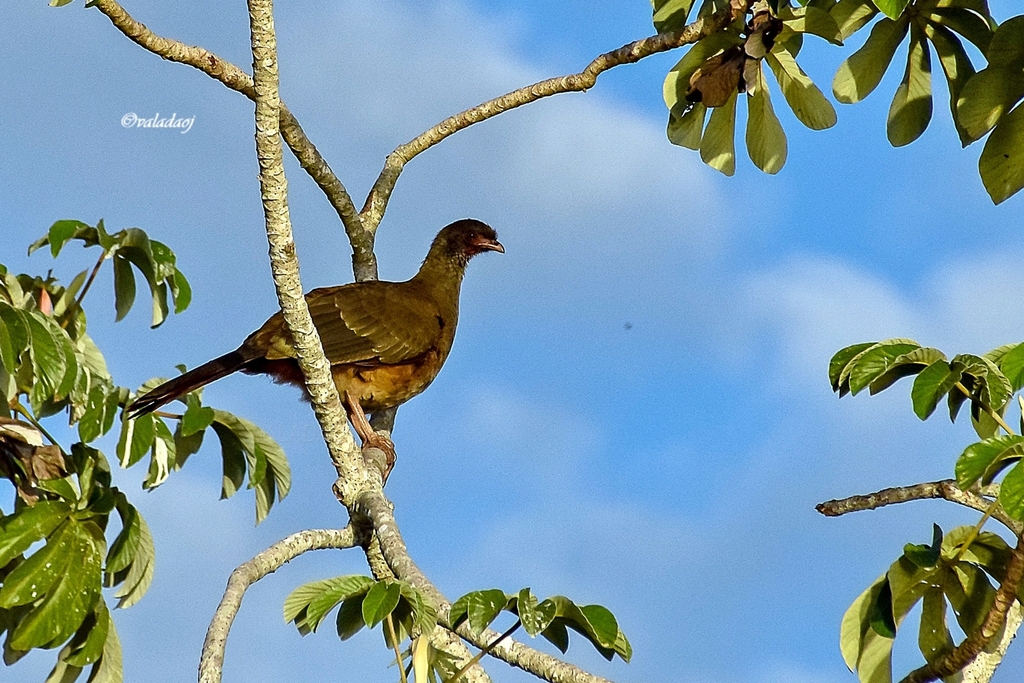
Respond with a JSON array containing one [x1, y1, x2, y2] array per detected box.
[[126, 220, 503, 429]]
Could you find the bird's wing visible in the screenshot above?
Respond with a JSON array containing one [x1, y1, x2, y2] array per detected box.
[[249, 282, 442, 366], [322, 282, 443, 364]]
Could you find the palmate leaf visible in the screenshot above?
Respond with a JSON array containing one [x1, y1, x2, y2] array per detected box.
[[841, 523, 1007, 683], [29, 220, 192, 328]]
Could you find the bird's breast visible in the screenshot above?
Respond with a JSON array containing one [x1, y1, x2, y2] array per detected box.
[[332, 350, 446, 413]]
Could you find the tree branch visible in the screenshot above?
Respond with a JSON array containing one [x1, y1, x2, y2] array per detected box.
[[198, 528, 361, 683], [245, 0, 376, 501], [90, 0, 378, 281], [357, 490, 615, 683], [899, 532, 1024, 683], [359, 6, 740, 230], [816, 480, 1023, 534]]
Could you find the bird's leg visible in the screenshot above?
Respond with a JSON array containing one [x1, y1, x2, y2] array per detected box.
[[344, 391, 396, 482]]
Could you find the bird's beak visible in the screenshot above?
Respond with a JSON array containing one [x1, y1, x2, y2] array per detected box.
[[478, 239, 504, 254]]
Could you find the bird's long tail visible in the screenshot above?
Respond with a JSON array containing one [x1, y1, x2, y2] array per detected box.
[[125, 350, 249, 418]]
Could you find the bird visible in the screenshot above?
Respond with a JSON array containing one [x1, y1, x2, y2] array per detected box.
[[126, 219, 503, 475]]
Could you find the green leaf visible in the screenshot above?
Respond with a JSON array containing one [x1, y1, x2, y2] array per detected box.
[[766, 48, 837, 130], [986, 15, 1024, 69], [284, 575, 375, 634], [516, 589, 556, 637], [999, 460, 1024, 519], [111, 511, 154, 609], [945, 562, 995, 635], [746, 66, 788, 174], [779, 5, 843, 44], [872, 0, 910, 20], [911, 358, 959, 419], [212, 421, 246, 500], [887, 22, 932, 147], [64, 604, 109, 667], [840, 575, 893, 682], [980, 101, 1024, 205], [924, 22, 977, 145], [0, 521, 74, 608], [868, 346, 945, 394], [8, 521, 102, 651], [116, 413, 155, 469], [211, 410, 290, 523], [0, 501, 71, 567], [667, 104, 707, 149], [956, 68, 1024, 142], [903, 524, 943, 568], [460, 589, 508, 635], [336, 598, 366, 641], [181, 390, 215, 438], [846, 339, 921, 394], [926, 7, 993, 52], [918, 588, 954, 666], [955, 435, 1024, 488], [361, 581, 402, 629], [111, 257, 135, 323], [831, 0, 878, 40], [999, 342, 1024, 390], [105, 495, 141, 576], [397, 582, 437, 636], [868, 577, 897, 638], [833, 17, 909, 104], [46, 222, 86, 259], [830, 342, 876, 393], [142, 418, 177, 490], [541, 620, 569, 653], [700, 91, 738, 176], [87, 616, 122, 683], [169, 269, 191, 314], [653, 0, 696, 32]]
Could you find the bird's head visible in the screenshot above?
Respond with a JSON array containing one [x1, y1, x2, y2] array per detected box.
[[432, 219, 504, 266]]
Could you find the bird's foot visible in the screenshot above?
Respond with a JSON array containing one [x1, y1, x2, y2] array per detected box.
[[345, 391, 397, 484]]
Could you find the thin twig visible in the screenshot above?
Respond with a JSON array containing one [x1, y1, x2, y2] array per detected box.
[[198, 528, 361, 683], [955, 381, 1017, 437], [386, 614, 409, 683], [60, 250, 106, 329], [816, 480, 1022, 534], [89, 0, 377, 281], [359, 5, 741, 230], [449, 621, 522, 683]]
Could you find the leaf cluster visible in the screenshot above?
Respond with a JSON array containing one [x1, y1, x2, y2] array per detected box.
[[653, 0, 1024, 203], [449, 588, 632, 663], [1, 223, 291, 681], [841, 524, 1013, 683]]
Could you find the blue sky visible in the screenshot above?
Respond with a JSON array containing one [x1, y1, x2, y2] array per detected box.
[[2, 1, 1024, 682]]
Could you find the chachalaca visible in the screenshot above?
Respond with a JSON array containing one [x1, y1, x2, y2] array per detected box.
[[126, 219, 503, 474]]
